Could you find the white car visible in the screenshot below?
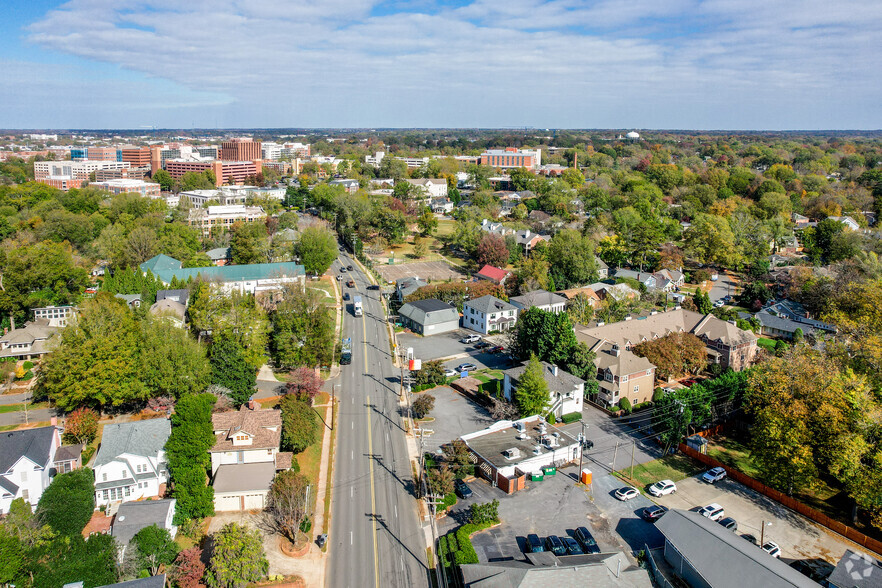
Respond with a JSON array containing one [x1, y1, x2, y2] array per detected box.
[[762, 541, 781, 558], [460, 335, 481, 344], [699, 503, 725, 521], [702, 467, 727, 484], [614, 487, 639, 501], [648, 480, 677, 497], [443, 368, 457, 378]]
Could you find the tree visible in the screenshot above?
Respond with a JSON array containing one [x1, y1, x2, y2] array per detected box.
[[489, 397, 519, 420], [62, 407, 99, 445], [297, 226, 337, 275], [632, 332, 707, 380], [265, 470, 310, 543], [188, 285, 270, 366], [25, 533, 118, 588], [372, 208, 407, 243], [206, 522, 269, 588], [417, 210, 438, 236], [428, 464, 455, 497], [512, 307, 579, 366], [209, 334, 256, 407], [476, 233, 509, 268], [412, 394, 435, 419], [36, 467, 95, 536], [166, 393, 217, 523], [413, 360, 446, 387], [280, 395, 318, 453], [152, 169, 175, 191], [230, 221, 269, 264], [684, 214, 738, 267], [286, 367, 323, 403], [184, 252, 214, 268], [270, 285, 335, 369], [412, 236, 429, 258], [566, 292, 595, 326], [513, 355, 550, 417], [141, 316, 211, 398], [170, 547, 206, 588], [692, 289, 712, 314], [132, 524, 179, 576], [547, 229, 597, 288], [468, 500, 500, 525]]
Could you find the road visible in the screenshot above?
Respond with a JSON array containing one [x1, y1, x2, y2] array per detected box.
[[327, 252, 429, 588]]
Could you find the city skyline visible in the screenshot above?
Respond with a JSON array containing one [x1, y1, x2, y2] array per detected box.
[[2, 0, 881, 130]]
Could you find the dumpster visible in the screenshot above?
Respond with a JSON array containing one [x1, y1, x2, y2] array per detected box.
[[581, 469, 593, 485], [542, 466, 557, 476], [530, 472, 545, 482]]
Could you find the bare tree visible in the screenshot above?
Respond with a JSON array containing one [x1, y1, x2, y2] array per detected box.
[[264, 470, 310, 543], [488, 397, 519, 421]]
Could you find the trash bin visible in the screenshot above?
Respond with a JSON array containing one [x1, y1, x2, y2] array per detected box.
[[316, 534, 327, 548], [530, 472, 544, 482], [542, 466, 557, 476]]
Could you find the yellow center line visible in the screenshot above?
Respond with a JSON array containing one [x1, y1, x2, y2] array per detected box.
[[367, 394, 380, 588]]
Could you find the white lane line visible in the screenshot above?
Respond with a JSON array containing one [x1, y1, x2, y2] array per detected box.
[[351, 450, 354, 460], [394, 504, 398, 518], [400, 556, 404, 571], [386, 433, 389, 442], [351, 486, 354, 498], [351, 421, 354, 430], [351, 531, 354, 545]]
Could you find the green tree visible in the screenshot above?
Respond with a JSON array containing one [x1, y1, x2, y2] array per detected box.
[[372, 208, 407, 243], [476, 233, 509, 268], [25, 533, 118, 588], [412, 394, 435, 418], [152, 169, 175, 191], [206, 522, 269, 588], [512, 307, 578, 366], [184, 252, 214, 268], [209, 335, 256, 407], [188, 284, 270, 366], [280, 395, 318, 453], [684, 214, 738, 267], [36, 467, 95, 537], [296, 225, 337, 275], [132, 524, 179, 575], [417, 210, 439, 236], [547, 229, 597, 288], [166, 393, 217, 523], [514, 355, 550, 417], [270, 286, 335, 369], [0, 525, 24, 584], [230, 221, 269, 264], [141, 316, 211, 398], [692, 289, 712, 314]]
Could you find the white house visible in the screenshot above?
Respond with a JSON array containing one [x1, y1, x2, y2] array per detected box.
[[0, 319, 60, 360], [503, 362, 585, 419], [510, 289, 567, 314], [209, 403, 291, 511], [405, 178, 448, 199], [0, 425, 61, 514], [827, 215, 860, 231], [93, 418, 171, 507], [463, 295, 518, 335]]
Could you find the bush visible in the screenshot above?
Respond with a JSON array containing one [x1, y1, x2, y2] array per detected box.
[[438, 535, 450, 568], [633, 401, 652, 412], [23, 361, 34, 370], [37, 467, 95, 536], [468, 500, 500, 525], [447, 532, 458, 553], [653, 387, 665, 401], [619, 397, 632, 414], [560, 412, 582, 424], [80, 444, 96, 464], [412, 394, 435, 419], [545, 412, 556, 424], [299, 515, 312, 533], [441, 492, 457, 510]]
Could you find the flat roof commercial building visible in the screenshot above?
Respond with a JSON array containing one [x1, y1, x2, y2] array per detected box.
[[165, 159, 260, 187], [92, 179, 161, 198], [480, 147, 542, 170], [188, 204, 266, 237]]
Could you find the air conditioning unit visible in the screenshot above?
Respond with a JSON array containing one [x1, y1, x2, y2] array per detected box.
[[503, 447, 521, 459], [517, 432, 527, 440], [514, 421, 525, 432], [532, 446, 542, 455], [539, 424, 547, 435]]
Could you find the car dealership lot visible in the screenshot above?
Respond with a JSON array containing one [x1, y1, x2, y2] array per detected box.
[[652, 474, 861, 563]]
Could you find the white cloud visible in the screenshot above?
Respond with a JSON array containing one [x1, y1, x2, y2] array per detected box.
[[16, 0, 882, 128]]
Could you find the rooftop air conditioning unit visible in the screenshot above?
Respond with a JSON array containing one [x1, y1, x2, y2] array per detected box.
[[533, 446, 542, 455], [503, 447, 521, 460], [517, 432, 527, 440], [514, 422, 525, 432], [539, 424, 547, 435]]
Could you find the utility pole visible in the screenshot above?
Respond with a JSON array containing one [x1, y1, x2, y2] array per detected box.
[[612, 441, 620, 472], [425, 494, 448, 588], [577, 421, 588, 482], [629, 441, 636, 480]]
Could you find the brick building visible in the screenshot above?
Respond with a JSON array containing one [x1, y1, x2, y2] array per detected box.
[[480, 147, 542, 170]]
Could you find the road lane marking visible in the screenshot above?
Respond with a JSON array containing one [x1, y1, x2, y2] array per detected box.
[[363, 313, 368, 373], [351, 486, 354, 498], [351, 450, 353, 460], [394, 504, 398, 518], [351, 531, 353, 545], [367, 395, 380, 588], [351, 421, 354, 430]]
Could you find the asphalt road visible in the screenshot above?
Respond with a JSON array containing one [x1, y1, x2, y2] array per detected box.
[[328, 252, 429, 588]]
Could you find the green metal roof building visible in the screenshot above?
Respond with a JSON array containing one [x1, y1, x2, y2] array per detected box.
[[140, 255, 305, 294]]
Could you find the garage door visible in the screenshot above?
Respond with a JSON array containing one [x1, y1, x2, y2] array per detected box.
[[215, 494, 240, 512], [243, 493, 265, 510]]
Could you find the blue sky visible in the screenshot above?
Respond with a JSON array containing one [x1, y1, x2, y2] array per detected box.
[[2, 0, 881, 130]]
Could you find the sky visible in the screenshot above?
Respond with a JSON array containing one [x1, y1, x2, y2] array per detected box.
[[2, 0, 881, 130]]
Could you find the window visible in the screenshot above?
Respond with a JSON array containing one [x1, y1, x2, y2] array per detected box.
[[102, 473, 107, 482], [20, 470, 27, 483], [22, 489, 29, 501], [122, 470, 127, 478], [103, 490, 109, 500], [125, 486, 131, 496], [633, 385, 639, 393], [267, 449, 273, 455]]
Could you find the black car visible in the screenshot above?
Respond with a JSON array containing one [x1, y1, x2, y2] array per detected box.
[[574, 526, 600, 553], [545, 535, 567, 556], [642, 505, 668, 522], [562, 536, 584, 555], [526, 534, 544, 553], [454, 479, 472, 499], [582, 439, 594, 450], [347, 265, 354, 271], [718, 517, 738, 532], [367, 284, 380, 290], [343, 292, 350, 301], [474, 341, 490, 349], [742, 534, 758, 545]]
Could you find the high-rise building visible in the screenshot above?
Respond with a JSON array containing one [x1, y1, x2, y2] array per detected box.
[[120, 146, 152, 167], [165, 160, 259, 186], [221, 138, 262, 161]]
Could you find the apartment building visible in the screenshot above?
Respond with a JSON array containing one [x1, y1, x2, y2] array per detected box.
[[188, 204, 266, 236], [71, 146, 120, 161], [34, 160, 130, 190], [165, 159, 259, 186], [91, 179, 161, 198], [480, 147, 542, 170]]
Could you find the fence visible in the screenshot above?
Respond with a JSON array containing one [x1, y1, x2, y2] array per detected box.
[[678, 443, 882, 557], [644, 545, 676, 588]]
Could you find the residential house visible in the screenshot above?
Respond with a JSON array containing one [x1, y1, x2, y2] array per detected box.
[[206, 246, 232, 266], [461, 551, 651, 588], [93, 419, 171, 506], [510, 289, 567, 314], [187, 205, 267, 237], [395, 276, 428, 301], [0, 319, 61, 360], [398, 299, 460, 336], [156, 289, 189, 305], [528, 210, 552, 225], [791, 212, 810, 228], [0, 425, 62, 514], [140, 254, 305, 295], [515, 229, 549, 254], [115, 294, 142, 308], [475, 264, 511, 285], [576, 308, 758, 373], [210, 403, 289, 511], [32, 305, 75, 327], [460, 417, 580, 494], [480, 219, 514, 237], [587, 340, 656, 407], [654, 509, 817, 588], [752, 300, 836, 340], [503, 362, 585, 418], [828, 215, 860, 231], [431, 198, 454, 214], [654, 268, 685, 290], [557, 287, 601, 308], [595, 257, 609, 279], [405, 178, 448, 199], [463, 295, 518, 334], [588, 282, 640, 301], [329, 178, 360, 193], [777, 235, 800, 255], [613, 269, 657, 290], [53, 444, 83, 474], [148, 299, 187, 328], [111, 499, 177, 560]]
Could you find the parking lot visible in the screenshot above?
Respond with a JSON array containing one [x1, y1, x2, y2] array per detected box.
[[375, 260, 465, 283], [415, 386, 493, 455], [398, 330, 510, 364], [652, 473, 861, 564]]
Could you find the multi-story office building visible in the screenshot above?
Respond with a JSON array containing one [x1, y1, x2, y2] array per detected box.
[[34, 160, 130, 190], [71, 146, 121, 161], [94, 166, 149, 181], [480, 147, 542, 170], [188, 205, 267, 237], [221, 138, 262, 161], [165, 160, 259, 187], [120, 146, 152, 167], [91, 179, 162, 198]]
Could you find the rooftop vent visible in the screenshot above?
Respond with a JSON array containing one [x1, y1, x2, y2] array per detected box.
[[533, 446, 542, 455], [517, 432, 527, 440]]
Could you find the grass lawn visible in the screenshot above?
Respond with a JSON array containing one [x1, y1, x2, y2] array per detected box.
[[757, 338, 777, 352], [0, 401, 49, 414], [296, 423, 324, 539], [434, 219, 456, 238], [308, 280, 336, 302], [705, 436, 762, 479], [614, 453, 705, 489]]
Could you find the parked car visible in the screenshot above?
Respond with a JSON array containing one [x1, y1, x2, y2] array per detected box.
[[642, 505, 669, 522], [457, 363, 477, 373], [474, 341, 490, 349], [489, 345, 505, 354], [648, 480, 677, 497], [742, 534, 758, 545], [460, 335, 481, 344], [614, 487, 639, 501], [574, 526, 601, 553], [762, 541, 781, 558], [454, 479, 472, 499], [367, 284, 380, 290], [343, 292, 350, 301], [702, 467, 727, 484], [562, 536, 584, 555], [545, 535, 567, 556], [526, 534, 544, 553], [444, 368, 458, 378], [699, 503, 725, 521], [718, 517, 738, 532]]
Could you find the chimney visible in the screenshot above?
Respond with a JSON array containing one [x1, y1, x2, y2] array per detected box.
[[51, 416, 58, 427], [524, 230, 530, 237], [552, 365, 558, 376]]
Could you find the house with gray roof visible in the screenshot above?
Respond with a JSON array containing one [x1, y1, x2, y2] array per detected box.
[[463, 295, 518, 334], [0, 319, 60, 360], [503, 361, 585, 418], [395, 276, 428, 301], [510, 289, 567, 314], [114, 293, 142, 308], [97, 575, 167, 588], [111, 499, 177, 560], [461, 551, 651, 588], [654, 509, 817, 588], [206, 246, 232, 265], [148, 299, 187, 328], [0, 425, 61, 514], [93, 418, 170, 507], [398, 299, 460, 336], [155, 289, 189, 305]]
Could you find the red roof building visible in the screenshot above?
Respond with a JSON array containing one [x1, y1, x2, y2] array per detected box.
[[476, 265, 511, 285]]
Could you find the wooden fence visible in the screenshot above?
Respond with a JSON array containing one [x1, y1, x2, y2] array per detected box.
[[678, 443, 882, 557]]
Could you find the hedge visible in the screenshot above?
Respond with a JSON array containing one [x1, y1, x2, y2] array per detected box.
[[438, 535, 450, 568], [560, 412, 582, 424], [446, 520, 497, 567]]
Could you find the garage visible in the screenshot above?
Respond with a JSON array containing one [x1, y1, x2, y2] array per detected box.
[[212, 462, 275, 512]]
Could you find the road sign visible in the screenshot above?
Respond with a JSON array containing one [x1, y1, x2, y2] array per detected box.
[[460, 371, 468, 378]]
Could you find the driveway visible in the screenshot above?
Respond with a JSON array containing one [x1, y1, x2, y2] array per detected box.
[[414, 386, 493, 455], [653, 475, 860, 564], [708, 273, 739, 302]]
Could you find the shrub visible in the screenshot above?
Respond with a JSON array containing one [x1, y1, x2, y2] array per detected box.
[[619, 397, 632, 414], [23, 361, 34, 370], [37, 467, 95, 536], [299, 515, 312, 533], [652, 387, 665, 401], [441, 492, 457, 510], [633, 401, 652, 412], [438, 535, 450, 568], [468, 500, 500, 525], [447, 532, 458, 553], [412, 394, 435, 419], [545, 412, 556, 424], [560, 412, 581, 424]]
